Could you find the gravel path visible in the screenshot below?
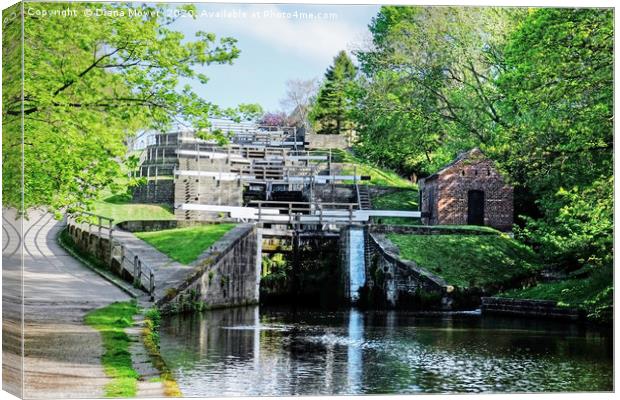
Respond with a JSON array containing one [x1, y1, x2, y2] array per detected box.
[[3, 208, 130, 399]]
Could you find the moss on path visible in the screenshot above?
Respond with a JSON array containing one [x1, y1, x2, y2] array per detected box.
[[84, 301, 140, 398]]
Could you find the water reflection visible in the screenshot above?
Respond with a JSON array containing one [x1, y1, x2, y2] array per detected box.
[[159, 306, 613, 396]]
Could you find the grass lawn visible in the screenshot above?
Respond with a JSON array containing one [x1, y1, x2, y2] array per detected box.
[[90, 192, 174, 225], [84, 301, 139, 398], [371, 189, 422, 225], [498, 266, 613, 322], [387, 233, 541, 288], [329, 149, 414, 188], [372, 189, 419, 210], [136, 224, 236, 264]]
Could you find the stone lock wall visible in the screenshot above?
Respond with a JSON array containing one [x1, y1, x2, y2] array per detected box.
[[174, 157, 243, 221], [159, 225, 260, 311], [367, 233, 451, 308], [419, 149, 513, 231]]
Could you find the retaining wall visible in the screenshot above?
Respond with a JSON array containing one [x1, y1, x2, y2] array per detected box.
[[66, 223, 141, 288], [159, 224, 260, 312], [66, 224, 113, 266], [306, 133, 350, 149], [131, 179, 174, 204], [67, 220, 260, 310], [117, 219, 235, 233], [367, 233, 451, 308], [481, 297, 583, 320]]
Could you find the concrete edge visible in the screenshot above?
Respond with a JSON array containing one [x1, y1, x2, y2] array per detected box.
[[57, 228, 141, 299]]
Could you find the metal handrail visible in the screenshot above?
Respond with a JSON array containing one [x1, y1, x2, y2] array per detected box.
[[111, 239, 156, 298]]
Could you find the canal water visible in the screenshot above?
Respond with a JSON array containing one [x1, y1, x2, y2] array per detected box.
[[159, 306, 613, 396]]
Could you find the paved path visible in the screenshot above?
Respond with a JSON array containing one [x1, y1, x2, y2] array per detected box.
[[2, 208, 131, 398], [110, 229, 191, 303]]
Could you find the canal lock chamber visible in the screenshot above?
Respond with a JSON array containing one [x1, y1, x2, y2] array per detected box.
[[259, 226, 371, 308]]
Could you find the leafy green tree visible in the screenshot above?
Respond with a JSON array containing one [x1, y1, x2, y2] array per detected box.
[[2, 2, 257, 212], [499, 8, 613, 272], [310, 50, 357, 135], [352, 6, 524, 176]]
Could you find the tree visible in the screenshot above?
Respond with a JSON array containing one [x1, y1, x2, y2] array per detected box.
[[2, 3, 257, 212], [258, 111, 289, 127], [498, 8, 613, 271], [310, 51, 357, 135], [351, 6, 524, 176], [279, 78, 318, 130]]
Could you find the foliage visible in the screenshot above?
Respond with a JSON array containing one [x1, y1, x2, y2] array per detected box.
[[498, 265, 613, 323], [142, 307, 182, 396], [497, 9, 613, 273], [84, 301, 139, 398], [2, 2, 259, 212], [388, 233, 541, 289], [514, 177, 613, 270], [351, 6, 524, 177], [310, 50, 357, 135], [136, 224, 236, 264], [260, 253, 292, 298]]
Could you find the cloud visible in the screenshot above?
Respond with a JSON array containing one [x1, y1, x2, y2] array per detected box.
[[196, 4, 369, 64]]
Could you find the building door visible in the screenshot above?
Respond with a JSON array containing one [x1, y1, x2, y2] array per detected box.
[[467, 190, 485, 225]]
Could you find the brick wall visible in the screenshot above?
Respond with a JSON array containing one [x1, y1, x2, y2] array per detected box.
[[420, 150, 513, 231]]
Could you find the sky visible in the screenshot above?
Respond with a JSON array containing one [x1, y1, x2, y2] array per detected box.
[[170, 3, 381, 112]]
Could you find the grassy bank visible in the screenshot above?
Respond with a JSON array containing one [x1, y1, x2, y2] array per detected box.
[[142, 308, 182, 396], [371, 189, 421, 225], [84, 301, 139, 397], [329, 149, 414, 188], [387, 233, 541, 289], [498, 266, 613, 323], [136, 224, 236, 264], [91, 193, 174, 225]]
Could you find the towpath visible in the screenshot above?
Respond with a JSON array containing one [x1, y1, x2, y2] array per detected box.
[[2, 208, 161, 398]]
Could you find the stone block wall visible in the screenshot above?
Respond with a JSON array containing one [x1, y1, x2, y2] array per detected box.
[[132, 179, 174, 205], [159, 225, 260, 311], [174, 176, 243, 220], [481, 297, 583, 320], [367, 233, 451, 308], [67, 224, 113, 265], [306, 133, 350, 149]]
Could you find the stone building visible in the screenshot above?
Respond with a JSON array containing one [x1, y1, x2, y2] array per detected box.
[[418, 148, 513, 231]]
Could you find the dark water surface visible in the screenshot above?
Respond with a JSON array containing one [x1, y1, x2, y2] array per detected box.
[[159, 306, 613, 396]]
